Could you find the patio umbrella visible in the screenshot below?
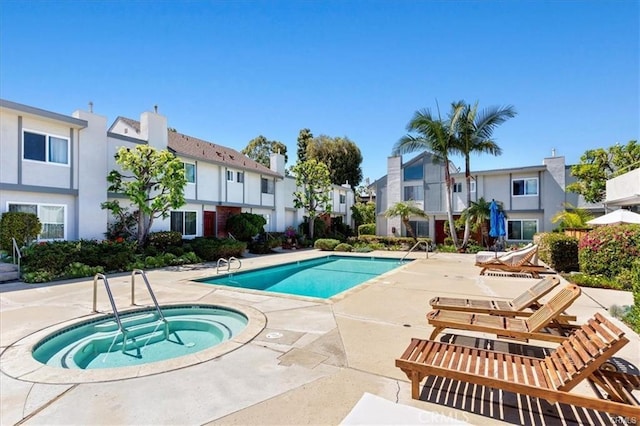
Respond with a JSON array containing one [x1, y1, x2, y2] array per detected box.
[[488, 200, 505, 252], [586, 209, 640, 225]]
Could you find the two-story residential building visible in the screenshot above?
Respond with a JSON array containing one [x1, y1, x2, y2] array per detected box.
[[373, 151, 603, 245], [0, 99, 354, 242]]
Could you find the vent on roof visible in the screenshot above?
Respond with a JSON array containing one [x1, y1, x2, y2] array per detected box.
[[229, 155, 235, 160]]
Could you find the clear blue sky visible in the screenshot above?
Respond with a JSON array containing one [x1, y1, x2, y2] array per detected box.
[[1, 0, 638, 184]]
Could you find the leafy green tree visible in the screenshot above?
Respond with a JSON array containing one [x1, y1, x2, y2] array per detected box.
[[0, 212, 41, 250], [455, 101, 517, 248], [307, 135, 363, 188], [297, 128, 313, 163], [393, 104, 462, 247], [384, 201, 429, 241], [551, 203, 594, 230], [102, 145, 186, 246], [241, 135, 288, 167], [351, 201, 376, 229], [291, 159, 332, 239], [567, 140, 640, 203]]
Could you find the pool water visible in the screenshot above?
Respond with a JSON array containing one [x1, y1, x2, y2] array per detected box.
[[197, 255, 411, 298], [32, 305, 247, 369]]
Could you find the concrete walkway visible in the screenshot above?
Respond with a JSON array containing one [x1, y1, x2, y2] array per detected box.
[[0, 250, 637, 425]]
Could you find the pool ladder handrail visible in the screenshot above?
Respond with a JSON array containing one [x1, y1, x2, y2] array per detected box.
[[400, 241, 430, 262], [131, 269, 170, 339], [216, 256, 242, 273], [92, 273, 130, 352]]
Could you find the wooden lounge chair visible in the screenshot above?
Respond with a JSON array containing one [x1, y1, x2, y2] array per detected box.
[[475, 244, 554, 278], [427, 284, 581, 343], [396, 313, 639, 417], [429, 276, 576, 321]]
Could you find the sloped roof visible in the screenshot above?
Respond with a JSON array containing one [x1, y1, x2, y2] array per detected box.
[[111, 117, 281, 178]]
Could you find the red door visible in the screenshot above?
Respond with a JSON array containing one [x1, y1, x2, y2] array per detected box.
[[203, 211, 216, 237]]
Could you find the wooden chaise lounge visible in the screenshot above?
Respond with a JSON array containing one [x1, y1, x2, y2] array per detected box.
[[475, 244, 554, 278], [429, 276, 576, 321], [427, 284, 581, 343], [396, 313, 640, 417]]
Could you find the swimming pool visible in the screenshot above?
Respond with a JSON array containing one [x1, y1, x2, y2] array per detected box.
[[196, 255, 411, 298]]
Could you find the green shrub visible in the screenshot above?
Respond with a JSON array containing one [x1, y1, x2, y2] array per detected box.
[[623, 260, 640, 333], [226, 213, 266, 241], [314, 239, 340, 251], [147, 231, 182, 251], [64, 262, 104, 278], [358, 223, 376, 236], [191, 237, 246, 261], [334, 243, 353, 252], [22, 270, 53, 283], [357, 235, 431, 249], [578, 224, 640, 278], [561, 272, 624, 290], [537, 233, 579, 273], [0, 212, 41, 250]]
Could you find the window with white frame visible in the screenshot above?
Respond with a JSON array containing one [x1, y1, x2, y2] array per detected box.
[[452, 182, 463, 193], [261, 178, 274, 194], [237, 172, 244, 183], [404, 185, 424, 201], [507, 219, 538, 240], [226, 170, 234, 181], [512, 178, 538, 196], [23, 130, 69, 165], [170, 211, 197, 236], [8, 203, 65, 240], [470, 180, 476, 193], [339, 194, 346, 204], [184, 163, 196, 183]]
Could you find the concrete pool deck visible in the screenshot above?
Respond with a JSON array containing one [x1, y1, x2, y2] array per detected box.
[[1, 250, 638, 425]]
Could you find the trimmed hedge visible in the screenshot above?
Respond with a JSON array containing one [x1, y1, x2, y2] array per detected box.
[[358, 223, 376, 236], [536, 233, 579, 273], [190, 237, 246, 260], [334, 243, 353, 252], [0, 212, 41, 250], [314, 239, 340, 251]]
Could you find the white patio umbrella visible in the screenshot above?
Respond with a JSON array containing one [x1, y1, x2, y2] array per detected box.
[[586, 209, 640, 225]]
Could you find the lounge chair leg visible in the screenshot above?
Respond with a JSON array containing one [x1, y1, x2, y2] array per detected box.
[[411, 371, 421, 399]]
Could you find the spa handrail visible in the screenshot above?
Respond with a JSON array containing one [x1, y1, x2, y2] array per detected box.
[[92, 273, 129, 351], [130, 269, 169, 338], [216, 256, 242, 273]]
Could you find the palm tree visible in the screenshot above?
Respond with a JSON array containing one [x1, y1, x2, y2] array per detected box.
[[455, 102, 517, 249], [393, 104, 464, 247], [384, 201, 429, 241], [551, 203, 594, 230], [460, 197, 506, 247]]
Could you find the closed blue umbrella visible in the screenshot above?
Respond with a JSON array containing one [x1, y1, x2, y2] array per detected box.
[[489, 200, 501, 238], [497, 211, 506, 237]]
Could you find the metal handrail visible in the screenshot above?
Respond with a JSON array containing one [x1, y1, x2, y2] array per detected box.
[[92, 273, 129, 352], [11, 237, 22, 269], [401, 241, 430, 262], [216, 256, 242, 273], [131, 269, 169, 337]]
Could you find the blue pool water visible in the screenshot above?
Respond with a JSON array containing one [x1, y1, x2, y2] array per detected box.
[[32, 305, 247, 369], [197, 255, 411, 298]]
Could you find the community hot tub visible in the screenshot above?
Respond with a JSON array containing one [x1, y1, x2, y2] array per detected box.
[[1, 303, 265, 384]]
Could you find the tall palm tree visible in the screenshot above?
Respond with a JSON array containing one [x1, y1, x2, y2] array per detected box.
[[393, 104, 464, 247], [455, 102, 517, 249], [384, 201, 429, 241]]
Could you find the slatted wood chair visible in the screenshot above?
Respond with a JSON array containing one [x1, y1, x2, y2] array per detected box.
[[429, 276, 575, 321], [475, 244, 554, 278], [396, 313, 639, 417], [427, 284, 581, 343]]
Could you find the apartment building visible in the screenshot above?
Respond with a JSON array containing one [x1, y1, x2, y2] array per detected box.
[[0, 99, 354, 242], [373, 151, 603, 245]]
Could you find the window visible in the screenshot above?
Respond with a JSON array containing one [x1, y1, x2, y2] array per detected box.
[[226, 170, 234, 181], [8, 203, 65, 240], [261, 178, 274, 194], [237, 172, 244, 183], [404, 164, 423, 180], [512, 178, 538, 196], [470, 181, 476, 193], [404, 185, 424, 201], [452, 182, 463, 193], [407, 220, 429, 237], [184, 163, 196, 183], [507, 219, 538, 240], [171, 211, 197, 236], [23, 131, 69, 165], [339, 194, 346, 204]]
